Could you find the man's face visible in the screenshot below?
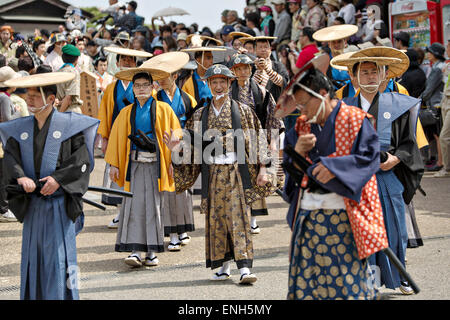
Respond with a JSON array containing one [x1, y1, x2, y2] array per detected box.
[[255, 41, 271, 59], [96, 60, 108, 74], [288, 2, 300, 13], [117, 55, 136, 69], [447, 41, 450, 57], [175, 24, 184, 34], [162, 31, 172, 38], [394, 39, 402, 50], [274, 4, 285, 14], [244, 42, 255, 54], [26, 87, 52, 111], [158, 74, 177, 91], [177, 40, 187, 49], [58, 25, 65, 33], [133, 77, 153, 97], [86, 44, 97, 56], [232, 64, 251, 82], [356, 62, 381, 87], [232, 38, 243, 50], [196, 51, 214, 70], [293, 88, 322, 121], [329, 39, 345, 56], [0, 30, 10, 43], [227, 12, 237, 24], [208, 76, 230, 97]]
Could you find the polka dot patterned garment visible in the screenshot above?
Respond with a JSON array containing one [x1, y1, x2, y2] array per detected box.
[[294, 103, 389, 259]]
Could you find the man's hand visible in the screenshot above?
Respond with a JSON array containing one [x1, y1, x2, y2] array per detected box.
[[17, 177, 36, 193], [101, 137, 108, 155], [109, 166, 119, 182], [255, 58, 266, 71], [294, 134, 317, 156], [39, 176, 60, 196], [312, 163, 335, 184], [380, 153, 400, 171], [256, 166, 269, 186], [163, 129, 181, 152], [168, 163, 174, 179]]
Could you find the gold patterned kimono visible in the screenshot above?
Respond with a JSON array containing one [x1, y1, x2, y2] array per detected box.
[[173, 97, 274, 269]]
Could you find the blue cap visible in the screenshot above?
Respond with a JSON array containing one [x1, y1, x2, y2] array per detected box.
[[221, 25, 235, 35]]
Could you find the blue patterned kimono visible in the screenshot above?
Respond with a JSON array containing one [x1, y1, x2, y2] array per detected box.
[[0, 110, 99, 300]]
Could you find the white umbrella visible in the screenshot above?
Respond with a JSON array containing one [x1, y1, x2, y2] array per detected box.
[[152, 7, 190, 18]]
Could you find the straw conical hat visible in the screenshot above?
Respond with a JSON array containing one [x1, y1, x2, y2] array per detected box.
[[229, 31, 252, 39], [251, 36, 277, 42], [333, 47, 409, 78], [239, 36, 257, 44], [104, 46, 153, 58], [313, 24, 358, 42], [114, 67, 170, 82], [4, 72, 75, 88], [330, 51, 357, 71], [140, 52, 190, 74], [181, 46, 226, 53], [186, 34, 223, 47]]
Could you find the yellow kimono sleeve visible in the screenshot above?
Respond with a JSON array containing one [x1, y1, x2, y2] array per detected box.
[[104, 105, 132, 190], [97, 81, 117, 139], [182, 76, 195, 101]]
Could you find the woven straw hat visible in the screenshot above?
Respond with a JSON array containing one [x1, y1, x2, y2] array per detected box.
[[114, 67, 170, 82], [181, 46, 226, 53], [0, 66, 21, 87], [333, 47, 409, 78], [251, 36, 278, 42], [140, 52, 190, 74], [313, 24, 358, 42], [104, 46, 153, 58], [4, 72, 75, 88], [330, 51, 358, 71], [186, 34, 223, 47], [229, 31, 253, 40]]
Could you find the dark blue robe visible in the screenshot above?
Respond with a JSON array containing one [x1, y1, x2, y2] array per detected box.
[[0, 110, 99, 300]]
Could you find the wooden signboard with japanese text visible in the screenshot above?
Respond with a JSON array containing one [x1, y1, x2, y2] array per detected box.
[[80, 71, 99, 118]]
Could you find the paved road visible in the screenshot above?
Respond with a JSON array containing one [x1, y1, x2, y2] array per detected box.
[[0, 159, 449, 300]]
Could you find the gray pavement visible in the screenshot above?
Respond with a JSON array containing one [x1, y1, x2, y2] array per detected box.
[[0, 158, 449, 300]]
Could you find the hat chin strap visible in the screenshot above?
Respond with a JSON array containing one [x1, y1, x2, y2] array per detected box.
[[357, 64, 385, 94], [29, 87, 50, 114], [297, 83, 326, 124]]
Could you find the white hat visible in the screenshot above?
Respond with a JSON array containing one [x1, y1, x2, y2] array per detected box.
[[0, 66, 21, 87]]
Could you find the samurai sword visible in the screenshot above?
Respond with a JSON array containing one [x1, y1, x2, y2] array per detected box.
[[283, 145, 421, 294], [87, 186, 133, 198], [82, 197, 107, 211], [382, 247, 420, 294]]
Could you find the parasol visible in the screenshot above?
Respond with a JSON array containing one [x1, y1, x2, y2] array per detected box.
[[152, 7, 190, 18]]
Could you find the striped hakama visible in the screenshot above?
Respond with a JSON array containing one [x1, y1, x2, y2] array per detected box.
[[115, 160, 164, 253], [162, 190, 195, 237]]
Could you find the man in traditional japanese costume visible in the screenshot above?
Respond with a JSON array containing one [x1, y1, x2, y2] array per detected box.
[[0, 72, 99, 300], [97, 47, 153, 228], [276, 58, 388, 300], [104, 65, 180, 268], [164, 64, 274, 284], [334, 47, 424, 295], [229, 54, 284, 234]]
